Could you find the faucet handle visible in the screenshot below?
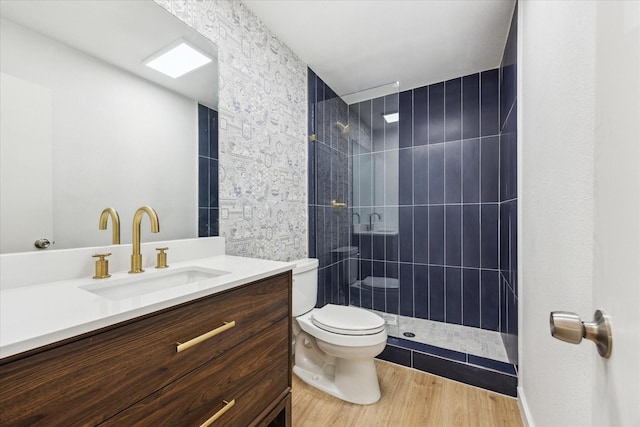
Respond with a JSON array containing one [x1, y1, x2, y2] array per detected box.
[[92, 253, 112, 279], [155, 247, 169, 269]]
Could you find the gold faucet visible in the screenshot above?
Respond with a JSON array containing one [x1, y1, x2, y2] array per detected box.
[[98, 208, 121, 244], [129, 206, 160, 274]]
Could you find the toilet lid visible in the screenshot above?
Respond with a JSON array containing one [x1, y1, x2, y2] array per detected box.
[[311, 305, 386, 335]]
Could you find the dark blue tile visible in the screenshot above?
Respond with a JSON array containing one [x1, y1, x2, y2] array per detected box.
[[209, 208, 219, 236], [308, 141, 316, 205], [445, 78, 462, 142], [468, 355, 517, 376], [331, 149, 340, 206], [399, 206, 414, 262], [462, 139, 481, 203], [413, 87, 428, 146], [428, 144, 445, 204], [359, 258, 372, 281], [198, 156, 209, 208], [315, 142, 332, 206], [429, 82, 445, 144], [316, 267, 326, 307], [308, 207, 316, 258], [481, 270, 500, 331], [329, 263, 339, 305], [208, 159, 218, 208], [445, 141, 462, 203], [399, 263, 414, 317], [209, 109, 218, 160], [445, 267, 462, 325], [373, 235, 385, 261], [390, 336, 466, 363], [445, 205, 462, 266], [414, 145, 429, 204], [462, 73, 480, 139], [481, 136, 500, 202], [414, 206, 429, 264], [500, 203, 509, 272], [413, 352, 517, 396], [462, 205, 480, 268], [198, 208, 209, 237], [198, 104, 209, 157], [429, 266, 445, 322], [399, 148, 413, 205], [377, 344, 412, 367], [481, 204, 499, 269], [399, 90, 413, 149], [463, 268, 480, 327], [372, 260, 385, 278], [385, 234, 399, 262], [414, 264, 429, 319], [428, 206, 444, 265], [481, 69, 499, 136]]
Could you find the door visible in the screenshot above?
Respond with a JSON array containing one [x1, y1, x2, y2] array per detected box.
[[592, 1, 639, 425]]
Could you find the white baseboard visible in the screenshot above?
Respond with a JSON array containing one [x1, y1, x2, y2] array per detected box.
[[517, 386, 535, 427]]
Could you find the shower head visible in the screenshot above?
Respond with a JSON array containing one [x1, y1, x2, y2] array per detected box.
[[336, 121, 353, 136]]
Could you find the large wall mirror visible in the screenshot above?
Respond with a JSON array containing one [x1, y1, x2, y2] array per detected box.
[[0, 0, 218, 253]]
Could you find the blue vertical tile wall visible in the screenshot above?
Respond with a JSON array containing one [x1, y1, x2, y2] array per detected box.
[[308, 69, 352, 307], [198, 104, 219, 237], [306, 0, 518, 373], [338, 68, 506, 335]]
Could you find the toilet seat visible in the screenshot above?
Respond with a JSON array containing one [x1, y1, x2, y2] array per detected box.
[[311, 304, 386, 335]]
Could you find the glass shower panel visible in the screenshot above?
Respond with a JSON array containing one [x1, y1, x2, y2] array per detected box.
[[348, 88, 400, 337]]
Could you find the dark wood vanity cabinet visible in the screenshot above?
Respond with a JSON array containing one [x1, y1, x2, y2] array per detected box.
[[0, 272, 292, 427]]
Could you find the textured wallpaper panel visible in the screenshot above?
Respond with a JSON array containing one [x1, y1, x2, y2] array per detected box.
[[154, 0, 308, 261]]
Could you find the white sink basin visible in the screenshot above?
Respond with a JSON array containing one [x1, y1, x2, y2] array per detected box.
[[80, 266, 229, 300]]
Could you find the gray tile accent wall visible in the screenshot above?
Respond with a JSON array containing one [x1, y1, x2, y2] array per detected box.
[[155, 0, 308, 262]]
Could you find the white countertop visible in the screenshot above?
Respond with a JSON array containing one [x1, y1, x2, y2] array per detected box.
[[0, 253, 293, 359]]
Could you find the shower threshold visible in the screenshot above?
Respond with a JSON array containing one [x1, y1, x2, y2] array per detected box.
[[369, 310, 509, 363]]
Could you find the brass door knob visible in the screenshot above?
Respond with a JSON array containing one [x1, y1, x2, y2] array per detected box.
[[92, 253, 112, 279]]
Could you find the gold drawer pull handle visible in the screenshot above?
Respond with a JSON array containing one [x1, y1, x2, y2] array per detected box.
[[200, 399, 235, 427], [176, 321, 236, 353]]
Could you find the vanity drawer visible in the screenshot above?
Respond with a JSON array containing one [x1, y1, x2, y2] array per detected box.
[[0, 272, 291, 426], [99, 317, 290, 426]]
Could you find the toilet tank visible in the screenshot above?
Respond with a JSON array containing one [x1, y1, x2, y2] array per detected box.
[[292, 258, 318, 317]]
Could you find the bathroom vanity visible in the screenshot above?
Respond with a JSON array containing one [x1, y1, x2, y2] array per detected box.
[[0, 237, 293, 426]]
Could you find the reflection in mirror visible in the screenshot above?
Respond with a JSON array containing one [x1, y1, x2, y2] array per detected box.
[[0, 0, 218, 253]]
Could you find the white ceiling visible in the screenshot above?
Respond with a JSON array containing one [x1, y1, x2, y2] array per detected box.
[[243, 0, 515, 101]]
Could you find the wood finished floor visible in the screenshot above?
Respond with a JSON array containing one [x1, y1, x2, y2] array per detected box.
[[291, 360, 523, 427]]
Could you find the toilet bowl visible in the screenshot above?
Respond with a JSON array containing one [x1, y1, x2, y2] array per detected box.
[[292, 259, 387, 405]]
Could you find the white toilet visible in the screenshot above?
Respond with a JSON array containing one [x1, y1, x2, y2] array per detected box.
[[292, 258, 387, 405]]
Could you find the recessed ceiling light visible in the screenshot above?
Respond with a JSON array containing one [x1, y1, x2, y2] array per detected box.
[[383, 113, 399, 123], [144, 40, 212, 79]]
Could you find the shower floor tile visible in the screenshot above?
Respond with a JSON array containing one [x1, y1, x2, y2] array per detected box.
[[371, 311, 509, 363]]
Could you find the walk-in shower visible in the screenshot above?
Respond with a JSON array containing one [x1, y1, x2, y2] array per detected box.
[[308, 57, 518, 395]]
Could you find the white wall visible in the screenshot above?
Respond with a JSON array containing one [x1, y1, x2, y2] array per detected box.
[[0, 18, 197, 250], [518, 2, 596, 426], [155, 0, 308, 262], [0, 73, 53, 253]]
